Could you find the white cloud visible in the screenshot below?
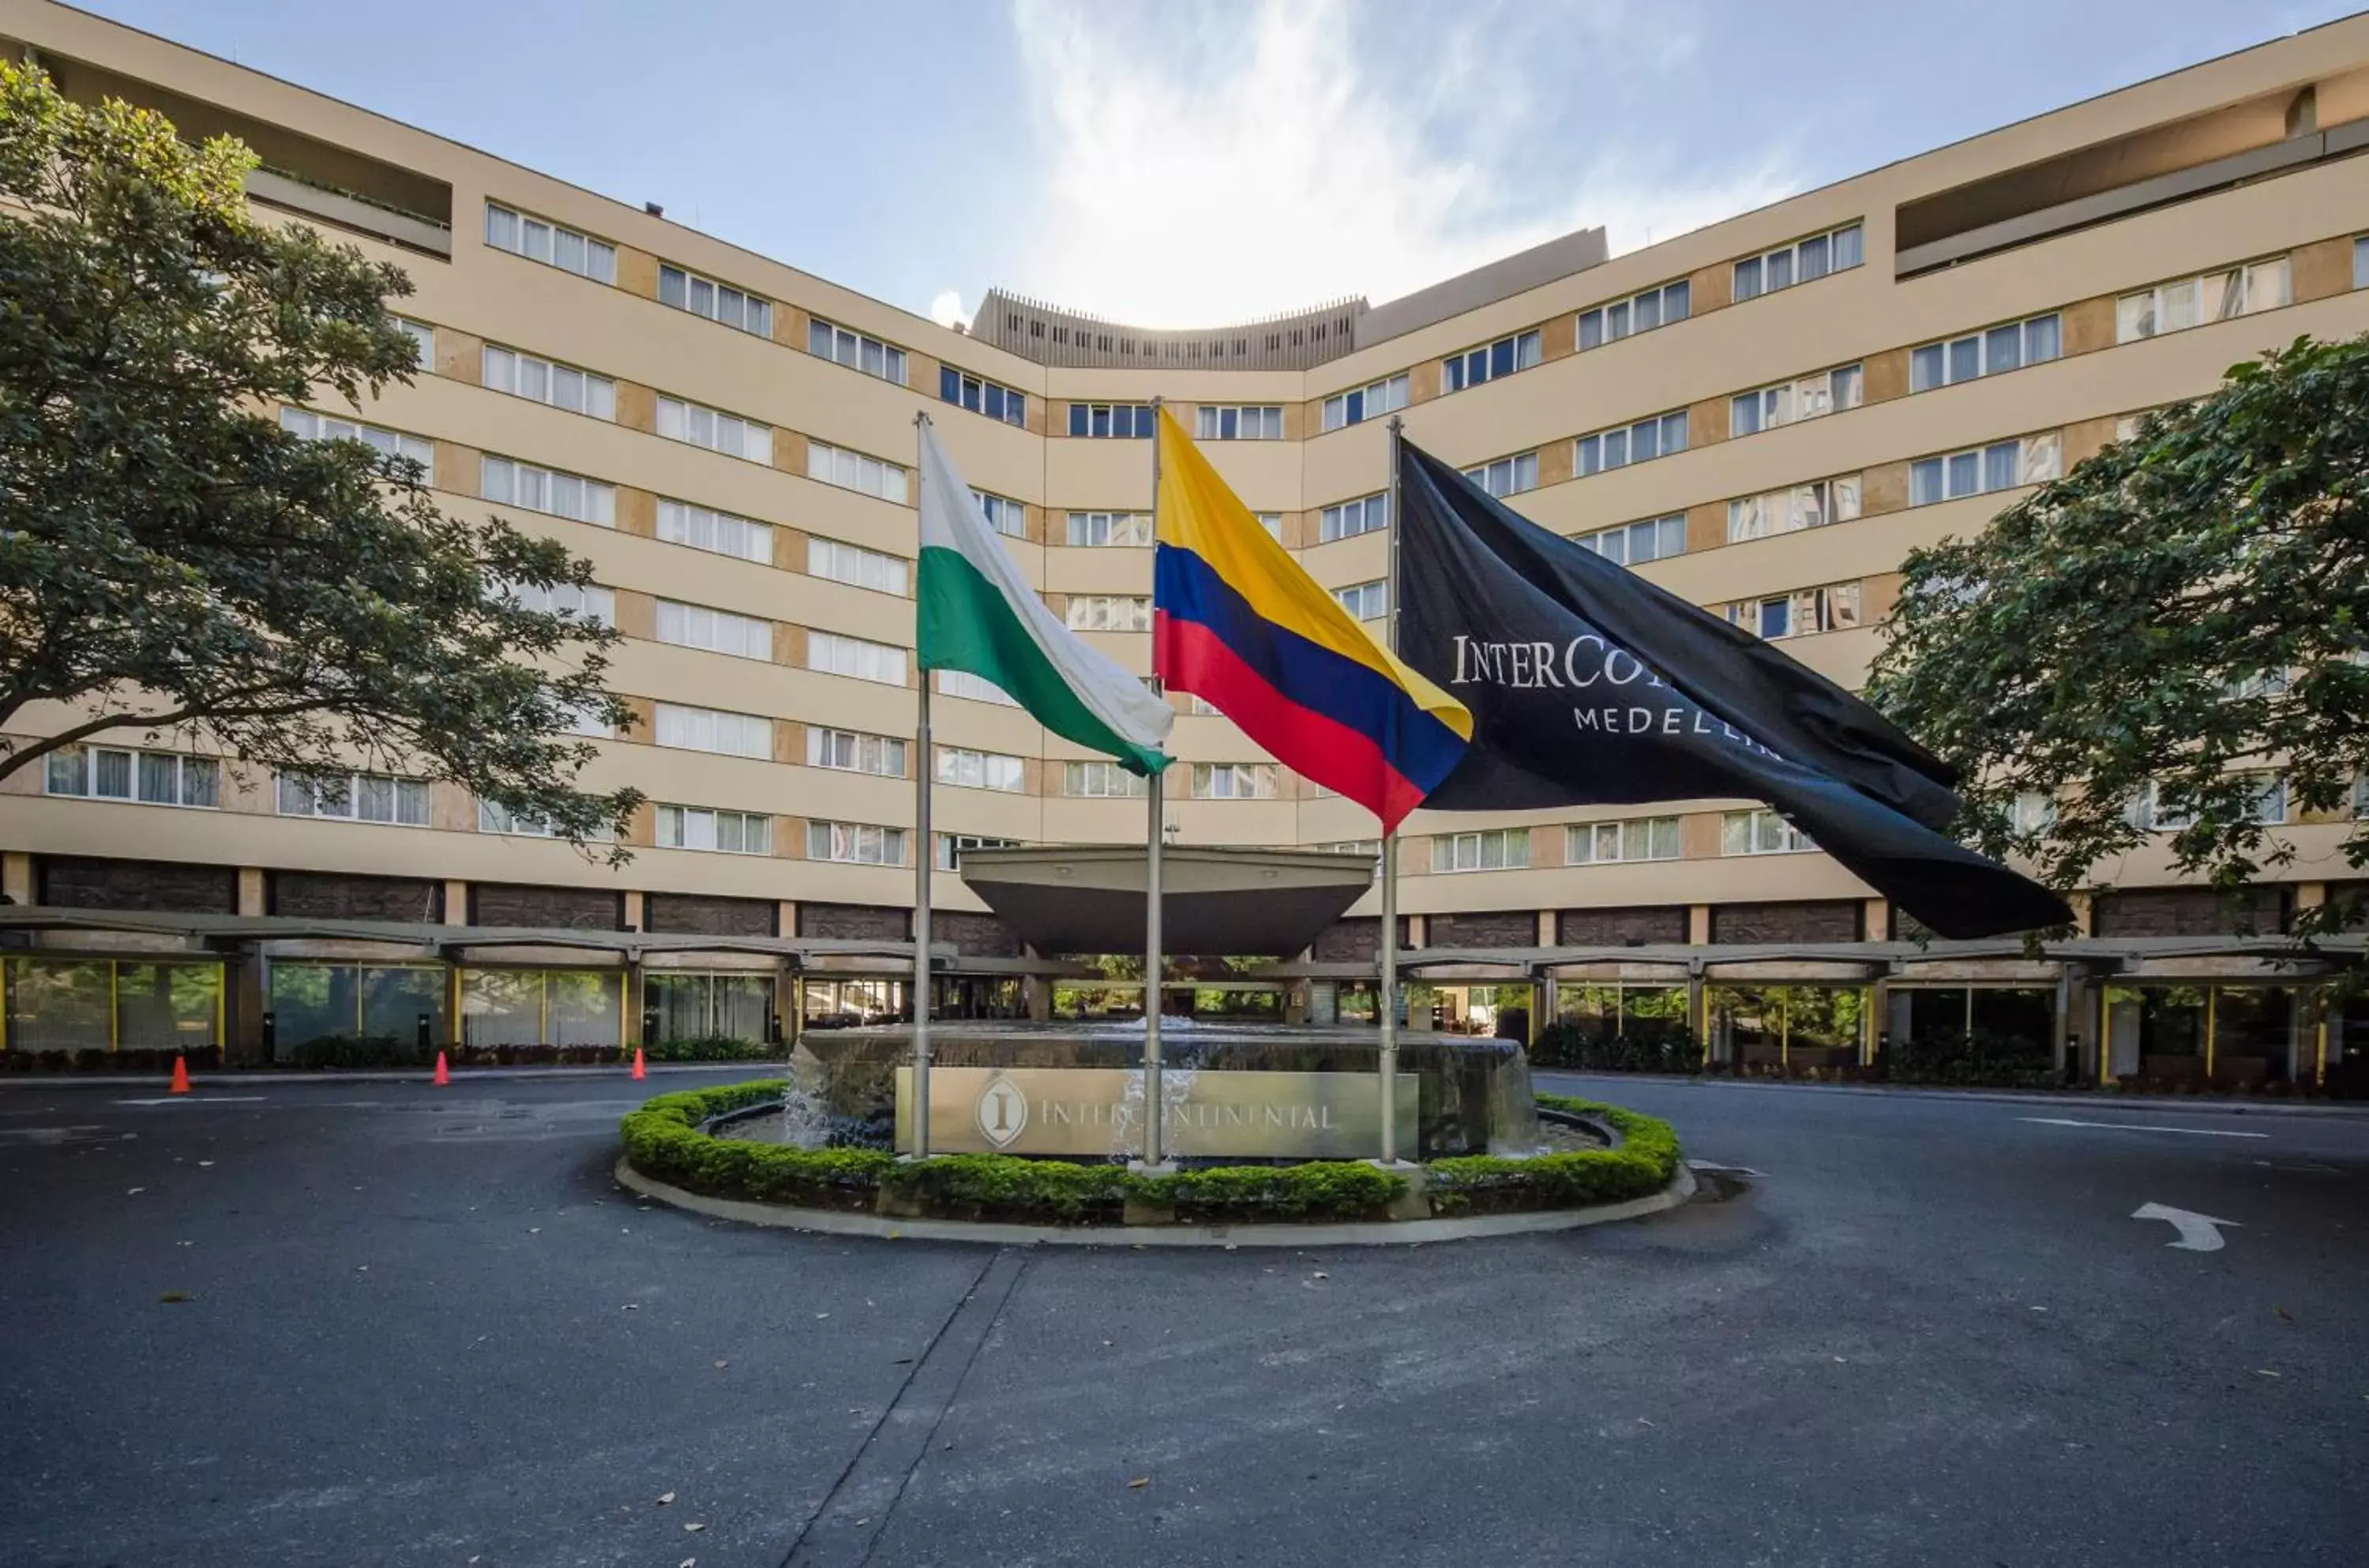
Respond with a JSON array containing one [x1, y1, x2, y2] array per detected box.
[[929, 289, 967, 328], [1002, 0, 1796, 327]]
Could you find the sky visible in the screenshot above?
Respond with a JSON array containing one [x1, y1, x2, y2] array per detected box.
[[76, 0, 2362, 330]]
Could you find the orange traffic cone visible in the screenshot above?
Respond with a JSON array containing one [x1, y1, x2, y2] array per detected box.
[[169, 1054, 191, 1095], [631, 1046, 647, 1082], [432, 1049, 451, 1087]]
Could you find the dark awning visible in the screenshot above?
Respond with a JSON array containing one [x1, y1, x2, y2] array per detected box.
[[953, 846, 1374, 958]]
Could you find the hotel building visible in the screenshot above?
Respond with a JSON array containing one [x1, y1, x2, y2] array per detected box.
[[6, 1, 2369, 1087]]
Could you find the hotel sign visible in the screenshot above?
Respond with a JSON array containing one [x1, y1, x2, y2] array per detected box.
[[894, 1067, 1419, 1160]]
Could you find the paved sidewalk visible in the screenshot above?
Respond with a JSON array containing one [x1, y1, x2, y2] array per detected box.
[[0, 1060, 788, 1090], [1534, 1068, 2369, 1119]]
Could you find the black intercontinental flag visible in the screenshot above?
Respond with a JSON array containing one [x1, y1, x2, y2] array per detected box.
[[1394, 440, 2070, 940]]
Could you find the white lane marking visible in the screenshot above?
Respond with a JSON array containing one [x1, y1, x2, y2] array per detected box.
[[114, 1095, 270, 1106], [2131, 1202, 2239, 1251], [1686, 1161, 1766, 1177], [2020, 1116, 2266, 1138]]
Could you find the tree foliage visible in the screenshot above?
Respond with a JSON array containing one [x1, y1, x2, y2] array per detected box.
[[1871, 335, 2369, 942], [0, 62, 637, 855]]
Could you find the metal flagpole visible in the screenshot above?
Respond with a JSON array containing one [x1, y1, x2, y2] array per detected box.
[[1141, 397, 1168, 1168], [1377, 415, 1407, 1164], [910, 411, 934, 1159]]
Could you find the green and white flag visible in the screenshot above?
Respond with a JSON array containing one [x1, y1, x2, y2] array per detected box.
[[917, 421, 1173, 775]]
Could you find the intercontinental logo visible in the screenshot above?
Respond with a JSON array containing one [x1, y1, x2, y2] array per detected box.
[[974, 1073, 1029, 1149]]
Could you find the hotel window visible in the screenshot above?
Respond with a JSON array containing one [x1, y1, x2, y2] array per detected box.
[[497, 577, 615, 627], [1256, 512, 1284, 540], [1465, 451, 1540, 498], [481, 455, 615, 527], [1442, 330, 1541, 392], [1320, 839, 1381, 859], [2116, 257, 2291, 343], [1721, 808, 1815, 855], [1910, 315, 2060, 392], [1192, 763, 1279, 800], [1065, 760, 1147, 797], [806, 727, 907, 777], [656, 396, 772, 463], [940, 366, 1026, 427], [937, 747, 1026, 792], [974, 490, 1027, 538], [805, 441, 909, 504], [807, 821, 909, 866], [658, 499, 771, 564], [480, 344, 615, 419], [1567, 816, 1680, 865], [1320, 493, 1389, 542], [1733, 222, 1863, 302], [276, 769, 430, 826], [654, 703, 772, 758], [1577, 513, 1686, 565], [1909, 434, 2060, 506], [2142, 775, 2283, 829], [658, 264, 772, 336], [937, 669, 1018, 706], [655, 599, 772, 660], [658, 805, 772, 854], [394, 317, 433, 366], [1732, 364, 1863, 435], [1432, 827, 1527, 872], [808, 537, 909, 596], [1577, 411, 1688, 477], [1723, 583, 1861, 641], [936, 833, 1019, 870], [1197, 405, 1282, 440], [2356, 236, 2369, 290], [1065, 511, 1153, 547], [1064, 595, 1151, 632], [46, 747, 219, 809], [280, 407, 434, 478], [806, 632, 907, 687], [1067, 403, 1155, 438], [1320, 374, 1408, 432], [477, 800, 562, 837], [808, 317, 908, 384], [562, 701, 614, 739], [2010, 791, 2057, 835], [1726, 476, 1860, 542], [483, 202, 615, 283], [1332, 580, 1387, 621], [1579, 279, 1691, 350]]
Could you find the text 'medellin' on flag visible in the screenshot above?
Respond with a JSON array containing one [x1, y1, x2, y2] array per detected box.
[[917, 421, 1173, 775], [1391, 439, 2071, 940], [1151, 409, 1470, 833]]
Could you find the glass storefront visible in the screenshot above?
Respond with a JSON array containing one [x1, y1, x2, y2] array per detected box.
[[268, 963, 447, 1053], [644, 971, 775, 1044], [1710, 985, 1868, 1071], [2106, 985, 2295, 1084], [3, 958, 222, 1054], [460, 967, 624, 1048], [803, 977, 903, 1027]]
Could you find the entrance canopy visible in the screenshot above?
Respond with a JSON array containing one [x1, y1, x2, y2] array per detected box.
[[953, 846, 1374, 958]]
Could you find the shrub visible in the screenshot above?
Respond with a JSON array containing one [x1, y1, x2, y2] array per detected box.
[[1137, 1161, 1406, 1222], [881, 1154, 1131, 1225], [1426, 1095, 1683, 1215], [289, 1033, 431, 1070], [1530, 1020, 1703, 1074], [1887, 1026, 2058, 1088], [642, 1034, 774, 1063], [620, 1080, 895, 1208]]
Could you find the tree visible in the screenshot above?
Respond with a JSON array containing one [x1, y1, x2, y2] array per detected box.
[[0, 62, 638, 858], [1870, 335, 2369, 943]]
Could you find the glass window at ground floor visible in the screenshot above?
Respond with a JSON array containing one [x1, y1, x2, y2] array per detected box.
[[644, 972, 775, 1044], [1891, 986, 2056, 1080], [3, 958, 222, 1053], [1710, 985, 1867, 1064], [460, 968, 623, 1048], [268, 963, 446, 1052], [802, 977, 903, 1025], [1556, 983, 1691, 1041], [2104, 985, 2297, 1082]]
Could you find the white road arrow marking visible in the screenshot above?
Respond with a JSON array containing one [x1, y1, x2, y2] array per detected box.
[[2021, 1117, 2266, 1138], [2131, 1202, 2239, 1251]]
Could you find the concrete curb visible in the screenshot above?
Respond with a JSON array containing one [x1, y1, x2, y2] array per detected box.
[[0, 1062, 788, 1090], [1533, 1071, 2369, 1120], [613, 1154, 1698, 1249]]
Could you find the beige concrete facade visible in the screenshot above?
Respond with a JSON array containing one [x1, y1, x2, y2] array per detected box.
[[7, 2, 2369, 964]]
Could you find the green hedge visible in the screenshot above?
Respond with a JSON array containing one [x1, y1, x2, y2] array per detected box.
[[1425, 1095, 1683, 1215], [618, 1083, 1676, 1225]]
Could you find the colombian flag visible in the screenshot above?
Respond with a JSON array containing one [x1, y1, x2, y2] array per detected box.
[[1151, 408, 1471, 833]]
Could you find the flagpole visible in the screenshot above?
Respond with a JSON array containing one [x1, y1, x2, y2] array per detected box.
[[1141, 397, 1168, 1168], [1378, 414, 1407, 1165], [910, 411, 933, 1160]]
